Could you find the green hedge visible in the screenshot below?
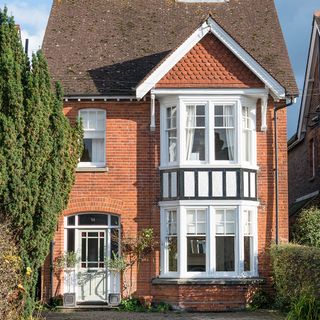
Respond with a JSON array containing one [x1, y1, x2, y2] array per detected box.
[[270, 243, 320, 307]]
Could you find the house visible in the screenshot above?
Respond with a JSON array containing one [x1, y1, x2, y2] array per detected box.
[[41, 0, 298, 311], [288, 11, 320, 224]]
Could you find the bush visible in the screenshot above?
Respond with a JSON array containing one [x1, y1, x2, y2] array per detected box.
[[293, 207, 320, 248], [247, 288, 272, 310], [119, 298, 145, 312], [270, 243, 320, 310], [0, 223, 24, 320], [286, 294, 320, 320]]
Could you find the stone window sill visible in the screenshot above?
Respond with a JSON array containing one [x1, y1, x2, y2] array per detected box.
[[76, 167, 109, 173], [152, 277, 264, 285]]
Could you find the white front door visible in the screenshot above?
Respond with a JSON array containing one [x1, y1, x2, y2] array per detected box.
[[77, 230, 107, 303]]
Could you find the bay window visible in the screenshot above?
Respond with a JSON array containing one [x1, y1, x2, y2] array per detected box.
[[161, 97, 256, 167], [79, 109, 106, 167], [161, 206, 257, 278]]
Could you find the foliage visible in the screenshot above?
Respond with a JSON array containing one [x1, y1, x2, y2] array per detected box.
[[292, 206, 320, 248], [54, 252, 79, 271], [119, 298, 145, 312], [0, 7, 83, 317], [270, 243, 320, 311], [120, 228, 157, 297], [119, 298, 171, 313], [247, 288, 272, 311], [0, 222, 24, 320], [286, 294, 320, 320], [105, 252, 127, 272]]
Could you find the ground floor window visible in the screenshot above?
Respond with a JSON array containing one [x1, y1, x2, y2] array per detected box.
[[161, 205, 257, 278]]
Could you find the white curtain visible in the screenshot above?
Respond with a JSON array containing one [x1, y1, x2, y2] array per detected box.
[[186, 106, 196, 160], [225, 105, 234, 160]]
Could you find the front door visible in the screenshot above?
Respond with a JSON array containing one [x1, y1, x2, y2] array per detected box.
[[77, 230, 107, 303]]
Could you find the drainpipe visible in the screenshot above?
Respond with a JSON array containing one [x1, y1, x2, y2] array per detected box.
[[274, 97, 295, 244], [50, 240, 55, 299]]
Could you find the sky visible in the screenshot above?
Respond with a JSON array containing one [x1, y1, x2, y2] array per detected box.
[[0, 0, 319, 138]]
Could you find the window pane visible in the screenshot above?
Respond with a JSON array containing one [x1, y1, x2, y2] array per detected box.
[[111, 229, 119, 257], [100, 238, 104, 263], [226, 222, 235, 234], [168, 237, 178, 272], [88, 238, 98, 262], [67, 216, 75, 226], [78, 214, 109, 226], [187, 237, 206, 272], [197, 223, 206, 234], [96, 111, 105, 130], [215, 105, 223, 116], [244, 236, 252, 272], [88, 111, 96, 129], [216, 236, 235, 272], [111, 215, 119, 226], [67, 229, 75, 253], [81, 139, 92, 162], [92, 138, 105, 163], [215, 129, 234, 160]]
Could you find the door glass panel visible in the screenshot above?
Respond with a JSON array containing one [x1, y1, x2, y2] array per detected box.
[[67, 216, 75, 226], [88, 238, 98, 262], [100, 238, 105, 262], [81, 238, 86, 263], [111, 215, 119, 226], [111, 229, 119, 257]]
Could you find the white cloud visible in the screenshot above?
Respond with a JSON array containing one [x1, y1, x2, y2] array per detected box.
[[0, 1, 50, 56]]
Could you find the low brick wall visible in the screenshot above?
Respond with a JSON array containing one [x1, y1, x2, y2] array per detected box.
[[151, 280, 262, 311]]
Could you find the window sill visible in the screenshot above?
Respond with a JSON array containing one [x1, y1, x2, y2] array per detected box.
[[152, 277, 264, 285], [76, 167, 109, 172]]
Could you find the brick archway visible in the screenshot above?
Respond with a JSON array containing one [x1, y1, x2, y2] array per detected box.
[[64, 196, 124, 216]]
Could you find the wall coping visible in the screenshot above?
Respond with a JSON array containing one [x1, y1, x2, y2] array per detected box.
[[152, 277, 264, 285]]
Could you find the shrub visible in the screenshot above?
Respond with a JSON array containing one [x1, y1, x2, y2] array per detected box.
[[119, 298, 145, 312], [247, 288, 272, 310], [0, 223, 24, 320], [270, 243, 320, 309], [286, 294, 320, 320], [293, 207, 320, 248]]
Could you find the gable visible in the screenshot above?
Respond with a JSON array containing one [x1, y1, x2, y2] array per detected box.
[[156, 33, 264, 89]]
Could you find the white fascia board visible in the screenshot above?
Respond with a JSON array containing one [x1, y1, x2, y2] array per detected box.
[[206, 18, 285, 99], [136, 17, 285, 99], [151, 88, 269, 97], [136, 21, 210, 99], [297, 23, 318, 140]]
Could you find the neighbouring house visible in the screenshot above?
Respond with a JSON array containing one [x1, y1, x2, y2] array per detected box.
[[288, 11, 320, 225], [41, 0, 298, 311]]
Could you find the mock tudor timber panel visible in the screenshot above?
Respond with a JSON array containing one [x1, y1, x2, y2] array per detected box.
[[161, 168, 257, 201]]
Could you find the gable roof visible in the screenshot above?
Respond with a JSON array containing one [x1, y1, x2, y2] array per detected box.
[[43, 0, 298, 98], [289, 12, 320, 149]]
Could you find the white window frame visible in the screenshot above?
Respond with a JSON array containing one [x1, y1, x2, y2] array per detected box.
[[78, 109, 106, 168], [160, 204, 258, 278], [160, 96, 257, 169]]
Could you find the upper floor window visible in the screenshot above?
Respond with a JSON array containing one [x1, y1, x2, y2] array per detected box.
[[214, 105, 235, 161], [166, 106, 177, 162], [78, 109, 106, 168], [185, 105, 206, 161], [161, 97, 256, 167], [242, 106, 253, 163]]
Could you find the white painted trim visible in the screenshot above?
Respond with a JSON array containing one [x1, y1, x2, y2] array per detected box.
[[153, 88, 269, 96], [177, 0, 228, 2], [297, 22, 319, 140], [136, 17, 285, 99], [295, 190, 319, 203], [64, 95, 137, 102], [159, 200, 260, 207], [150, 93, 156, 131]]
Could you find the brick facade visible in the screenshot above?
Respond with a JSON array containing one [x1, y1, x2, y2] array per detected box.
[[42, 34, 289, 311]]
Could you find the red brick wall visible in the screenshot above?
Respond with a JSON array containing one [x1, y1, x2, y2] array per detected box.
[[157, 33, 264, 89], [42, 100, 161, 301]]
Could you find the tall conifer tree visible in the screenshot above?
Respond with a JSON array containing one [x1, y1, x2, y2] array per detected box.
[[0, 8, 82, 315]]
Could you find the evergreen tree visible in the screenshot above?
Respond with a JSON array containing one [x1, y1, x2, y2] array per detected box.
[[0, 8, 83, 316]]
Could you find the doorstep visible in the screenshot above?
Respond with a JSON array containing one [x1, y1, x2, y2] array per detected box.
[[57, 305, 119, 312]]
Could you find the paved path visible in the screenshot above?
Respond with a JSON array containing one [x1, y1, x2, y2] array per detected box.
[[43, 310, 284, 320]]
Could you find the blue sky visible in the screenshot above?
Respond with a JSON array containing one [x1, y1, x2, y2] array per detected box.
[[1, 0, 319, 138]]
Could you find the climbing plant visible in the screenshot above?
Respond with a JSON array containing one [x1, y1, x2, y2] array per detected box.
[[0, 7, 83, 316]]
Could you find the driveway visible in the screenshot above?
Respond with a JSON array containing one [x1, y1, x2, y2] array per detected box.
[[42, 310, 284, 320]]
